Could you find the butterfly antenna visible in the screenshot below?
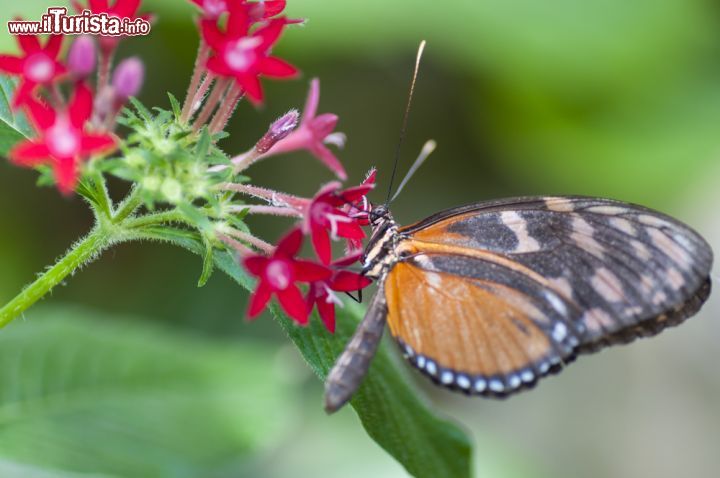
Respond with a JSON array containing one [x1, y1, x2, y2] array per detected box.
[[385, 40, 426, 206], [390, 139, 436, 203]]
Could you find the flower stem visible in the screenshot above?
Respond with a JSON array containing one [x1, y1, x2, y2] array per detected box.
[[113, 185, 144, 223], [181, 40, 210, 124], [0, 227, 115, 329]]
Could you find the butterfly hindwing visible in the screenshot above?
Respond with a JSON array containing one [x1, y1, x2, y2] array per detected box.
[[388, 196, 712, 395]]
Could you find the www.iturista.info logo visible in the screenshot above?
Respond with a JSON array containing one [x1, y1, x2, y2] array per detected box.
[[7, 7, 151, 36]]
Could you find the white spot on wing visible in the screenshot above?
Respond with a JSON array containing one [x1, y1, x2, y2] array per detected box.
[[569, 214, 605, 258], [552, 322, 568, 342], [648, 228, 693, 271], [591, 267, 625, 302], [588, 205, 629, 215], [638, 214, 671, 228], [666, 267, 685, 291], [440, 370, 454, 385], [500, 211, 542, 253], [609, 216, 636, 236], [545, 197, 575, 212], [582, 308, 615, 333], [457, 375, 471, 389], [549, 276, 573, 298], [474, 378, 487, 393], [631, 239, 652, 261], [426, 272, 442, 288], [544, 290, 568, 316]]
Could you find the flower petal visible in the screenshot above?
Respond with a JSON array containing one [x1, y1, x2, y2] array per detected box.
[[243, 255, 269, 276], [0, 55, 24, 74], [226, 1, 251, 37], [24, 97, 56, 130], [329, 271, 372, 292], [275, 227, 303, 258], [81, 134, 116, 156], [316, 298, 336, 333], [113, 0, 141, 18], [69, 83, 93, 128], [255, 17, 285, 51], [8, 140, 50, 166], [310, 223, 332, 265], [247, 282, 273, 318], [293, 260, 331, 282], [53, 157, 79, 194], [310, 143, 347, 180], [261, 0, 287, 17], [11, 80, 38, 109], [331, 250, 364, 267], [258, 56, 298, 78], [335, 220, 366, 240], [302, 78, 319, 122], [44, 34, 63, 58], [17, 34, 41, 55], [200, 20, 225, 51], [206, 56, 234, 77], [236, 74, 263, 104], [311, 113, 338, 138], [277, 285, 308, 325], [339, 184, 374, 203]]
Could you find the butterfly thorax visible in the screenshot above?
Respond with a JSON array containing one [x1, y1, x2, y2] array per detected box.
[[362, 210, 404, 280]]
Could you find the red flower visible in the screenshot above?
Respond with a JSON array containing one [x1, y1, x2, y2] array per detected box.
[[269, 79, 348, 180], [202, 2, 298, 104], [243, 228, 331, 325], [303, 181, 374, 265], [347, 168, 377, 227], [189, 0, 287, 20], [306, 251, 373, 333], [8, 84, 116, 194], [73, 0, 150, 51], [0, 34, 64, 108]]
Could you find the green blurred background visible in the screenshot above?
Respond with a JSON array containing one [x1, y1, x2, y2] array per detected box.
[[1, 0, 720, 476]]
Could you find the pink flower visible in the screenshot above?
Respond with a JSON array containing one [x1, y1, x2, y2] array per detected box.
[[306, 251, 373, 333], [8, 84, 116, 194], [67, 36, 97, 78], [202, 2, 298, 104], [303, 181, 374, 264], [0, 33, 65, 108], [243, 228, 331, 325], [268, 78, 348, 180]]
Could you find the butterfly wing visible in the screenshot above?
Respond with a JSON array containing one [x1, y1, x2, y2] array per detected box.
[[386, 196, 713, 395]]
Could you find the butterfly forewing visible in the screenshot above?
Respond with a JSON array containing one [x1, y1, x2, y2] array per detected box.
[[388, 196, 713, 395]]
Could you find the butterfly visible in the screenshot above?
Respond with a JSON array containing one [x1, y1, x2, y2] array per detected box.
[[323, 197, 713, 412], [322, 42, 714, 413]]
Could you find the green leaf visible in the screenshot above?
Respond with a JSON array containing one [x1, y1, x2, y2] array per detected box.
[[0, 75, 33, 156], [197, 235, 215, 287], [132, 226, 473, 477], [0, 305, 299, 478], [167, 92, 182, 120]]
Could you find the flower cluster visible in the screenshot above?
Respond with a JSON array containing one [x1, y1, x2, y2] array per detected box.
[[222, 78, 375, 331], [0, 9, 148, 192], [0, 0, 375, 333]]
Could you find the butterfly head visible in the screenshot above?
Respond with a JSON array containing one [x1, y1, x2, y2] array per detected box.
[[369, 204, 393, 229]]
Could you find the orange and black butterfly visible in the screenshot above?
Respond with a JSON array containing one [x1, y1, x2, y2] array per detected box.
[[324, 195, 713, 412], [322, 42, 714, 413]]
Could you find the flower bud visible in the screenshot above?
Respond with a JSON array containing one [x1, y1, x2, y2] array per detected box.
[[67, 36, 96, 78], [112, 57, 145, 100], [255, 110, 299, 154]]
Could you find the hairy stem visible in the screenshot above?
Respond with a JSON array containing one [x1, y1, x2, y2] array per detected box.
[[0, 227, 117, 329], [181, 40, 210, 124]]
